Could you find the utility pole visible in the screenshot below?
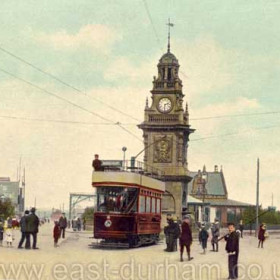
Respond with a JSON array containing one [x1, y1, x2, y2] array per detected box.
[[256, 158, 260, 236]]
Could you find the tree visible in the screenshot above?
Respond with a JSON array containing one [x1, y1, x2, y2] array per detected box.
[[82, 207, 94, 222], [0, 198, 15, 220], [242, 206, 280, 226]]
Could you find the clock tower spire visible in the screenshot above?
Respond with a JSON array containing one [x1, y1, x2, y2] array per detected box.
[[138, 26, 195, 218]]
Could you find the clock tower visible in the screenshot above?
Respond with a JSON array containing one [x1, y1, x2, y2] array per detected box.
[[138, 30, 195, 218]]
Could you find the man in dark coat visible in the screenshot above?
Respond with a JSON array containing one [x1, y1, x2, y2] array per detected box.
[[164, 216, 180, 252], [179, 216, 193, 261], [224, 222, 239, 279], [59, 213, 67, 238], [26, 207, 40, 249], [18, 210, 30, 249], [92, 154, 103, 171], [199, 222, 209, 254]]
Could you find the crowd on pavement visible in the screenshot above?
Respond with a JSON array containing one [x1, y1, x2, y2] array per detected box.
[[164, 215, 268, 280]]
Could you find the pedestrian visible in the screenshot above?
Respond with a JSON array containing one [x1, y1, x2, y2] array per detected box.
[[179, 216, 193, 261], [5, 225, 13, 247], [92, 154, 103, 171], [18, 210, 30, 249], [258, 223, 267, 248], [164, 214, 172, 251], [238, 220, 244, 238], [59, 213, 67, 238], [211, 218, 220, 252], [224, 222, 239, 280], [199, 222, 209, 254], [164, 215, 180, 252], [83, 217, 86, 231], [53, 221, 61, 247], [26, 207, 40, 249], [0, 221, 4, 246], [77, 218, 81, 231]]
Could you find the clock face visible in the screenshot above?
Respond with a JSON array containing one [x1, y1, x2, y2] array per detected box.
[[158, 97, 172, 113]]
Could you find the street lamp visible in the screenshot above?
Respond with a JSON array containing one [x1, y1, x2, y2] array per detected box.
[[201, 172, 208, 222], [122, 147, 127, 168]]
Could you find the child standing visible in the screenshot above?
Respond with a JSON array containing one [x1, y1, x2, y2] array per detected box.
[[199, 222, 209, 254], [258, 223, 267, 248], [53, 221, 60, 247], [5, 225, 13, 247]]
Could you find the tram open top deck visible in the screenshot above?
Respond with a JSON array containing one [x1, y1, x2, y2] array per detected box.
[[92, 160, 165, 193]]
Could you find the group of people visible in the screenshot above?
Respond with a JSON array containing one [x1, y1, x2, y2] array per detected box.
[[18, 208, 40, 249], [164, 214, 194, 261], [164, 215, 268, 280]]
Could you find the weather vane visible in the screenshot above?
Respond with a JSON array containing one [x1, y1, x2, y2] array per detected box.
[[166, 18, 174, 53]]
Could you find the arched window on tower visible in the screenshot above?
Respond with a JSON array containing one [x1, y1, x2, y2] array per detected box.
[[167, 68, 172, 81], [162, 68, 165, 80]]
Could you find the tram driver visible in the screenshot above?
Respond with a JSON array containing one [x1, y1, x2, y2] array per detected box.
[[116, 188, 129, 211], [92, 154, 103, 171]]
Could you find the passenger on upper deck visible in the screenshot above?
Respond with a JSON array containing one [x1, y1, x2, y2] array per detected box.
[[92, 154, 103, 171]]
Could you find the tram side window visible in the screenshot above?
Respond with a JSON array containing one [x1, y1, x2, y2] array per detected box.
[[156, 198, 161, 213], [146, 197, 151, 213], [139, 196, 145, 213], [151, 197, 156, 213]]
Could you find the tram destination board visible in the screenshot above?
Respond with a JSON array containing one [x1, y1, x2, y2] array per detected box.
[[102, 160, 123, 170]]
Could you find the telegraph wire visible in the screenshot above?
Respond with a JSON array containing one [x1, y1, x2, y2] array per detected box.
[[190, 111, 280, 121], [0, 67, 114, 123], [142, 0, 162, 49], [0, 68, 143, 141], [116, 122, 143, 142], [190, 123, 280, 142], [141, 1, 188, 79], [0, 115, 135, 126], [0, 45, 141, 122], [1, 110, 280, 126]]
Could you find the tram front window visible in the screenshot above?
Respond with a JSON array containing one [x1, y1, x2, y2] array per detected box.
[[96, 187, 138, 213]]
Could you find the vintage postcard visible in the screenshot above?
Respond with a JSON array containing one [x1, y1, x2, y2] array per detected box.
[[0, 1, 279, 279]]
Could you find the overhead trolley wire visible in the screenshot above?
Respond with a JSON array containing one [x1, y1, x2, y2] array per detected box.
[[0, 67, 113, 123], [0, 67, 143, 141], [190, 123, 280, 142], [0, 45, 141, 122], [0, 115, 135, 126]]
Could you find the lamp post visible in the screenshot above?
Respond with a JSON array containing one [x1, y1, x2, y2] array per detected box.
[[122, 147, 127, 168], [201, 172, 207, 222]]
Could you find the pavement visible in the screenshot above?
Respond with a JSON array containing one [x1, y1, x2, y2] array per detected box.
[[0, 223, 279, 280]]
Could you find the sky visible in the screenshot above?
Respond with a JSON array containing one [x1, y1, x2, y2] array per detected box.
[[0, 0, 280, 210]]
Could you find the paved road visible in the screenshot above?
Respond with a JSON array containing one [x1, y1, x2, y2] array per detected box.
[[1, 223, 279, 280]]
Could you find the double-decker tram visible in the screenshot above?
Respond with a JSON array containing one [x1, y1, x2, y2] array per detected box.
[[91, 161, 165, 248]]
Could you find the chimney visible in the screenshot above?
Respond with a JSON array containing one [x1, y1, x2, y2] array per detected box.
[[214, 165, 218, 172]]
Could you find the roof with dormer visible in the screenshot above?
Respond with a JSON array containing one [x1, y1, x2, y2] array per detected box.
[[188, 167, 253, 207], [188, 170, 228, 197]]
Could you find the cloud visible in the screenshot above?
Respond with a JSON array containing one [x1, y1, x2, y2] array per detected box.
[[37, 24, 121, 53], [193, 96, 260, 117], [103, 56, 156, 84], [173, 36, 237, 99], [190, 96, 261, 136]]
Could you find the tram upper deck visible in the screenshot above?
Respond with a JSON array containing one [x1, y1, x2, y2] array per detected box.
[[92, 160, 165, 193]]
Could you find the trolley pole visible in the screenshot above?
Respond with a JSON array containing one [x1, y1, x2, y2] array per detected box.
[[255, 158, 260, 236]]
